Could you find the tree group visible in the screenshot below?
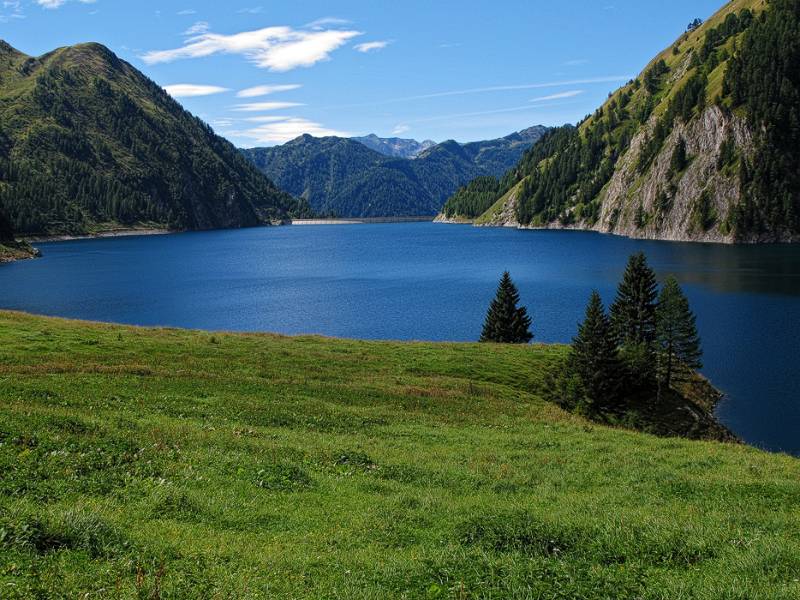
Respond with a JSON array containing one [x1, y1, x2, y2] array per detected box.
[[564, 252, 702, 416]]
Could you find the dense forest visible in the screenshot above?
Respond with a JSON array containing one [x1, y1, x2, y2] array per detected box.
[[242, 127, 547, 218], [0, 41, 309, 237], [442, 0, 799, 243]]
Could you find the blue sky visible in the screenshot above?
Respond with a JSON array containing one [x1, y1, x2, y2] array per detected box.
[[1, 0, 727, 147]]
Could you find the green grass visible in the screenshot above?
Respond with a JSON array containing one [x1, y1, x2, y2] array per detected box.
[[0, 311, 798, 599]]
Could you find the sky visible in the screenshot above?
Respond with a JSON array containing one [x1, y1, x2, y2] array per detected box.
[[0, 0, 729, 147]]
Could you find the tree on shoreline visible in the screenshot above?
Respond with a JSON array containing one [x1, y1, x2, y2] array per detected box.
[[480, 272, 533, 344], [570, 291, 623, 414], [656, 276, 703, 398], [611, 252, 659, 391]]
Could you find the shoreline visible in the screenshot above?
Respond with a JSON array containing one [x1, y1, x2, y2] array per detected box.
[[291, 217, 434, 226], [24, 227, 176, 243]]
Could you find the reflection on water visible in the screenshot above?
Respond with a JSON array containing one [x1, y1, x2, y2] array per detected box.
[[1, 224, 798, 455]]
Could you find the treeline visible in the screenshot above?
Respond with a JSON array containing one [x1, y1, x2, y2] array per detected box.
[[0, 43, 308, 237], [479, 254, 703, 428], [442, 176, 504, 219], [724, 0, 800, 234]]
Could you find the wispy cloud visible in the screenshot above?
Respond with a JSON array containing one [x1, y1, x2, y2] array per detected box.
[[36, 0, 95, 9], [392, 124, 410, 135], [232, 116, 351, 144], [531, 90, 584, 102], [327, 76, 630, 110], [354, 40, 390, 53], [306, 17, 351, 30], [232, 101, 305, 112], [236, 84, 302, 98], [177, 9, 196, 16], [0, 0, 24, 21], [142, 25, 362, 72], [163, 84, 230, 98], [184, 21, 209, 35]]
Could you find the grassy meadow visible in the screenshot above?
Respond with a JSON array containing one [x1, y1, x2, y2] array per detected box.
[[0, 310, 798, 598]]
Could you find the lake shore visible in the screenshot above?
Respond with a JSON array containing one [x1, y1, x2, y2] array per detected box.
[[23, 227, 175, 243], [291, 217, 434, 225]]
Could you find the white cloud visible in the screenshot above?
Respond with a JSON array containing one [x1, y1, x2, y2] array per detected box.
[[392, 124, 410, 135], [531, 90, 584, 102], [142, 25, 361, 72], [177, 9, 196, 15], [36, 0, 95, 9], [163, 84, 230, 98], [232, 116, 351, 144], [306, 17, 351, 30], [232, 101, 305, 112], [354, 40, 390, 53], [184, 21, 209, 35], [236, 84, 302, 98]]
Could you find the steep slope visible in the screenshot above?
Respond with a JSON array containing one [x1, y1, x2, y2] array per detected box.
[[352, 133, 436, 158], [243, 126, 547, 217], [0, 41, 309, 238], [443, 0, 797, 244]]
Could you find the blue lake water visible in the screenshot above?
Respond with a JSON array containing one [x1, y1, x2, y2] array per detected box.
[[1, 223, 799, 455]]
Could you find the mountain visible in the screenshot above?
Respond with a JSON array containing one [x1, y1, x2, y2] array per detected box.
[[0, 41, 309, 239], [242, 126, 547, 217], [352, 134, 436, 158], [441, 0, 799, 243]]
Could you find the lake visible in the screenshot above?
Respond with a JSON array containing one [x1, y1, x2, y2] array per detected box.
[[2, 223, 799, 455]]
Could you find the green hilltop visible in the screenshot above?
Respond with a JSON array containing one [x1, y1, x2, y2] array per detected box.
[[1, 310, 798, 598], [0, 41, 309, 239], [443, 0, 800, 244]]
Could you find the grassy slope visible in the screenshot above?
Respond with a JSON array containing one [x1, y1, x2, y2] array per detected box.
[[1, 311, 798, 599]]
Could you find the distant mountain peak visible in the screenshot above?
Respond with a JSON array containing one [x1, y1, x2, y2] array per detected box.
[[351, 134, 437, 159]]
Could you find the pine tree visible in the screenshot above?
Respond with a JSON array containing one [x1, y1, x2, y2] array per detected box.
[[610, 252, 659, 390], [610, 252, 659, 345], [655, 276, 703, 396], [480, 272, 533, 344], [570, 291, 623, 414]]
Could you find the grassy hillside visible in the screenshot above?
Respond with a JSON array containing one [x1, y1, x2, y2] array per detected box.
[[0, 41, 309, 238], [1, 311, 798, 598], [442, 0, 800, 243], [242, 127, 546, 218]]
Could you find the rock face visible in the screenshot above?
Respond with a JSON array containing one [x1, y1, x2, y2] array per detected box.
[[596, 106, 754, 243]]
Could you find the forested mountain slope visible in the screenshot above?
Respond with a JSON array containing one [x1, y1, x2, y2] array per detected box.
[[242, 127, 547, 218], [0, 41, 308, 238], [442, 0, 798, 243]]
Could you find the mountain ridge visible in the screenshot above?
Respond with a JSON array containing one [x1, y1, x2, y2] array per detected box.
[[441, 0, 798, 244], [0, 40, 309, 241], [351, 134, 436, 159], [243, 126, 548, 217]]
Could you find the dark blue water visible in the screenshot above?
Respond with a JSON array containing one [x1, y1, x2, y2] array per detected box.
[[1, 223, 799, 455]]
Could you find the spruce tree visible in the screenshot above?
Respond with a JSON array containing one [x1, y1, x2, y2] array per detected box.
[[610, 252, 659, 345], [570, 291, 623, 414], [655, 276, 703, 395], [610, 252, 659, 389], [480, 272, 533, 344]]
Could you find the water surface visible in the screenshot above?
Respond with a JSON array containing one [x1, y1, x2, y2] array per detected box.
[[1, 223, 798, 455]]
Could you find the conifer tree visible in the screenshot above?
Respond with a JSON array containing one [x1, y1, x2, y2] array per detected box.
[[480, 272, 533, 344], [610, 252, 659, 345], [610, 252, 659, 389], [655, 276, 703, 395], [570, 291, 623, 413]]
